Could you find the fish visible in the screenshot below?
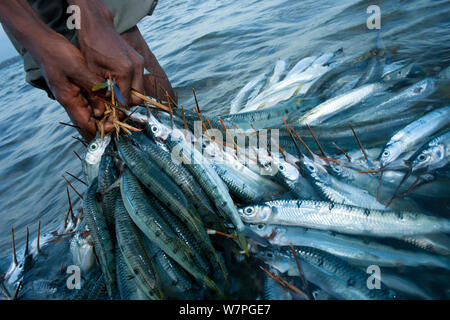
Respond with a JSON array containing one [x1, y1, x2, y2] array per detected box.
[[257, 246, 399, 300], [83, 178, 116, 298], [69, 231, 95, 274], [144, 115, 268, 252], [73, 270, 104, 300], [86, 274, 107, 300], [381, 61, 414, 81], [241, 54, 332, 113], [293, 83, 385, 126], [229, 72, 266, 114], [401, 234, 450, 256], [82, 135, 111, 184], [130, 131, 221, 229], [345, 77, 435, 124], [115, 247, 148, 300], [143, 189, 217, 279], [250, 224, 450, 269], [380, 106, 450, 167], [116, 134, 210, 248], [297, 155, 388, 210], [98, 148, 119, 232], [262, 268, 296, 300], [115, 195, 163, 299], [268, 59, 287, 87], [379, 271, 437, 300], [119, 167, 224, 296], [143, 238, 201, 299], [239, 199, 450, 237]]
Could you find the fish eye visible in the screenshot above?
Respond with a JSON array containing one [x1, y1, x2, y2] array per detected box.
[[418, 154, 427, 162], [333, 166, 341, 172], [89, 143, 98, 151], [308, 165, 315, 172], [244, 207, 255, 215], [257, 224, 264, 230], [151, 125, 159, 133], [382, 150, 389, 158], [278, 165, 285, 171]]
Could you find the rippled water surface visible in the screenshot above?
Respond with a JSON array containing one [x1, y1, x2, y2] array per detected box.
[[0, 0, 449, 297]]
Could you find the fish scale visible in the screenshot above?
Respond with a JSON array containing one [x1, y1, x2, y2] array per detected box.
[[116, 134, 210, 244], [258, 246, 399, 300], [130, 132, 221, 228], [115, 195, 163, 300], [163, 129, 250, 252], [120, 168, 223, 296], [83, 178, 116, 298], [98, 152, 119, 232], [128, 133, 227, 279], [115, 247, 147, 300], [251, 224, 450, 268], [143, 190, 212, 276], [144, 238, 199, 299]]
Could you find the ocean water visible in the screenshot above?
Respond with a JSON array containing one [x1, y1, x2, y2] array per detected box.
[[0, 0, 449, 298]]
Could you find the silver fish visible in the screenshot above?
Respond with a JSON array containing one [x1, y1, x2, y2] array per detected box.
[[250, 224, 450, 269], [82, 135, 111, 184], [294, 83, 384, 126], [380, 106, 450, 167], [239, 199, 450, 237]]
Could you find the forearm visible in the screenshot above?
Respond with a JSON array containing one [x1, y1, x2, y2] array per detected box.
[[0, 0, 60, 60]]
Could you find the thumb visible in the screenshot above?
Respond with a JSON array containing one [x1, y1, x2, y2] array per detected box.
[[62, 92, 98, 141]]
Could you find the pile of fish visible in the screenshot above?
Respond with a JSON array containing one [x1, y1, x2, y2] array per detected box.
[[2, 47, 450, 300]]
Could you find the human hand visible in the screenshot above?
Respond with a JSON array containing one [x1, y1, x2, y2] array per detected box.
[[35, 33, 109, 141], [75, 2, 145, 108], [120, 26, 175, 103]]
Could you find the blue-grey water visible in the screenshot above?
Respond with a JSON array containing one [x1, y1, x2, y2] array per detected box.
[[0, 0, 449, 298]]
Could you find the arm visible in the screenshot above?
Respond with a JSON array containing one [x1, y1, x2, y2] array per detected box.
[[0, 0, 147, 140], [0, 0, 105, 140]]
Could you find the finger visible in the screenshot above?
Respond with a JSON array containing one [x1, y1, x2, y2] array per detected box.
[[56, 85, 97, 141], [143, 75, 157, 98], [129, 51, 145, 106], [88, 95, 106, 118], [114, 75, 132, 106], [112, 57, 134, 106], [69, 60, 106, 95], [130, 74, 144, 106]]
